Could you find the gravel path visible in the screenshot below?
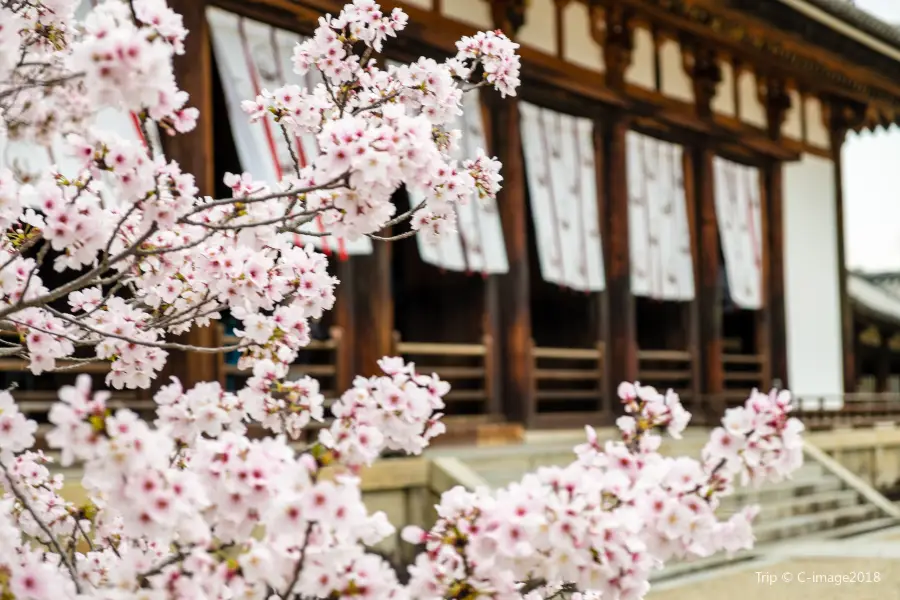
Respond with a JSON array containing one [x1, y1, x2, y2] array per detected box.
[[648, 557, 900, 600]]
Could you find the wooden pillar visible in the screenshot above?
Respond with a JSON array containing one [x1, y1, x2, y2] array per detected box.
[[483, 277, 503, 418], [479, 93, 505, 421], [490, 96, 534, 425], [755, 167, 772, 388], [683, 149, 702, 405], [489, 0, 533, 425], [601, 7, 638, 393], [333, 260, 355, 392], [593, 123, 614, 422], [759, 79, 791, 390], [828, 100, 866, 394], [352, 239, 393, 377], [695, 143, 724, 416], [161, 0, 220, 388], [604, 114, 638, 389], [876, 329, 891, 393], [686, 44, 724, 419], [766, 161, 788, 387]]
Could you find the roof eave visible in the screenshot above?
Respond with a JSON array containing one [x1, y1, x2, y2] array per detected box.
[[776, 0, 900, 63]]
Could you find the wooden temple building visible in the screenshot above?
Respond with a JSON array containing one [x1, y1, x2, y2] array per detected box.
[[7, 0, 900, 433]]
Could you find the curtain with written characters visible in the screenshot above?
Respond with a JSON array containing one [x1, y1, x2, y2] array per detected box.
[[713, 156, 763, 310], [207, 6, 372, 257], [519, 102, 606, 292], [625, 131, 695, 301]]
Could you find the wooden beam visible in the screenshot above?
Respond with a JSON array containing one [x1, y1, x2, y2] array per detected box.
[[614, 0, 900, 108], [161, 0, 220, 389]]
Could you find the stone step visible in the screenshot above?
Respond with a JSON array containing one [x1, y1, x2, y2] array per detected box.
[[720, 489, 862, 521], [802, 515, 900, 540], [757, 489, 861, 520], [753, 502, 882, 543], [726, 474, 845, 504], [651, 549, 757, 584]]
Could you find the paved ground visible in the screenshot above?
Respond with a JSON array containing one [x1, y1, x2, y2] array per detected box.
[[648, 528, 900, 600]]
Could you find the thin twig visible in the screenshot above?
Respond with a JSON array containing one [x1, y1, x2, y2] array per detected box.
[[0, 459, 83, 593]]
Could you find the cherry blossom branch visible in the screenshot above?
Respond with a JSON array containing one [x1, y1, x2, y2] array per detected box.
[[0, 224, 157, 319], [137, 548, 191, 583], [43, 306, 250, 353], [0, 459, 83, 593], [0, 72, 84, 100], [280, 522, 315, 600], [0, 230, 42, 271], [186, 175, 349, 215]]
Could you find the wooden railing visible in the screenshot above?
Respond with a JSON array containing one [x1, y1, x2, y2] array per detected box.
[[792, 393, 900, 430], [0, 358, 151, 424], [222, 326, 346, 400], [722, 353, 766, 405], [392, 333, 495, 416], [531, 341, 604, 426]]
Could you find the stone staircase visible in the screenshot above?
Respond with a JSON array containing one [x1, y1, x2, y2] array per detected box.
[[719, 461, 886, 544]]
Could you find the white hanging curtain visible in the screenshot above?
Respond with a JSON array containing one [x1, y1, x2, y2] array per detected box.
[[713, 156, 763, 310], [520, 102, 605, 292], [207, 7, 372, 257], [625, 131, 694, 301]]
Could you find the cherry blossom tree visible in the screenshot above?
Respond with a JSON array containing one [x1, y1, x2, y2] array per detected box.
[[0, 1, 805, 598]]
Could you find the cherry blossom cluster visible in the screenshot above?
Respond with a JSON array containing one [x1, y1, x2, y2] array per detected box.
[[401, 384, 804, 600], [0, 360, 445, 599], [0, 368, 804, 600], [0, 0, 518, 385], [242, 1, 519, 241], [321, 356, 449, 468], [69, 0, 196, 129]]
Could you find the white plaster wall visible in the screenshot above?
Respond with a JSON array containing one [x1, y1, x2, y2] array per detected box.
[[625, 26, 655, 89], [783, 154, 844, 398], [518, 0, 556, 55], [441, 0, 492, 29], [843, 126, 900, 272], [562, 2, 604, 72], [738, 69, 766, 129], [659, 39, 693, 103], [712, 61, 736, 117], [805, 96, 830, 149], [782, 88, 803, 140]]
